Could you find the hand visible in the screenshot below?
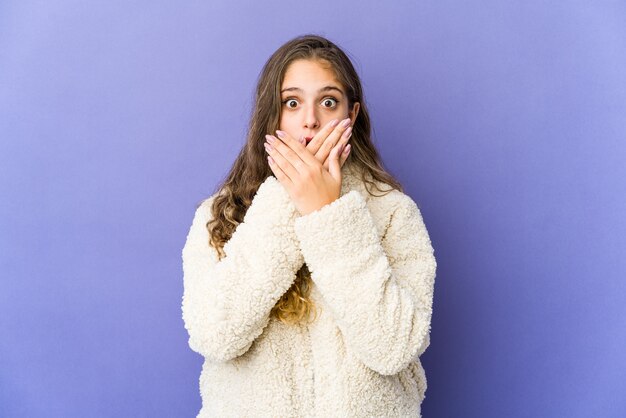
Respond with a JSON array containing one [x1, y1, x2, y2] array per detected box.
[[264, 124, 350, 216], [300, 118, 353, 170]]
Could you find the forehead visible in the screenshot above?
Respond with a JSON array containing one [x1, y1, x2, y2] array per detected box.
[[281, 59, 341, 90]]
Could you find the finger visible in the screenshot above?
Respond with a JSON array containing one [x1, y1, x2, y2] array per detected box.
[[314, 118, 353, 163], [307, 118, 340, 153], [267, 155, 295, 191], [323, 140, 351, 171], [333, 126, 352, 160], [274, 130, 319, 168], [265, 135, 301, 182], [339, 143, 351, 166], [299, 135, 317, 157], [329, 141, 344, 180], [319, 127, 352, 169]]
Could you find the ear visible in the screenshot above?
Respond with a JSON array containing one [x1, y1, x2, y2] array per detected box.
[[349, 102, 360, 124]]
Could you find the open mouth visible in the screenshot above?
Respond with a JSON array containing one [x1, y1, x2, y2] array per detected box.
[[305, 137, 313, 144]]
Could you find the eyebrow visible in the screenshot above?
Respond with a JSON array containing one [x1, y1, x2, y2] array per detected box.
[[280, 85, 344, 96]]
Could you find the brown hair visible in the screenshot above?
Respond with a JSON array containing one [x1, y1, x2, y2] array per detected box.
[[203, 34, 403, 326]]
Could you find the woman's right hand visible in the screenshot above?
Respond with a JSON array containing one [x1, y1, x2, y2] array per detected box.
[[298, 117, 353, 170]]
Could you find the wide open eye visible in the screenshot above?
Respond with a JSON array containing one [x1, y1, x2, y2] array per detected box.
[[282, 99, 298, 109], [322, 97, 339, 108]]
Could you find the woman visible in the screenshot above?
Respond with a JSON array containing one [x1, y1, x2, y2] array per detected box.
[[181, 34, 437, 417]]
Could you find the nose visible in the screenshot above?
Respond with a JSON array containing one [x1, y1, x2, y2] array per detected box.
[[303, 105, 320, 129]]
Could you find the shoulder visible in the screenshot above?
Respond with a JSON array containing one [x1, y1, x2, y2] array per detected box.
[[362, 180, 434, 249], [364, 180, 423, 222], [191, 192, 220, 224]]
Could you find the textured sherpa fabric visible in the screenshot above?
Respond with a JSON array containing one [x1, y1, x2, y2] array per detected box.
[[181, 163, 437, 418]]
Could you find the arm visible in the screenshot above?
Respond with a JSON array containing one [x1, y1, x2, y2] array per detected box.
[[293, 190, 437, 376], [181, 176, 303, 362]]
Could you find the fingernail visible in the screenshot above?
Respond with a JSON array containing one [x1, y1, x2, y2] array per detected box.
[[275, 130, 286, 139], [342, 126, 352, 138], [341, 118, 351, 128], [329, 119, 339, 128], [265, 134, 275, 144], [344, 144, 351, 153]]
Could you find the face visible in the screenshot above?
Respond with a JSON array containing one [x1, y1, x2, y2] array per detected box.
[[279, 59, 360, 145]]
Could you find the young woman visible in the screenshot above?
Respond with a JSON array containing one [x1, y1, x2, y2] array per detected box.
[[182, 34, 437, 417]]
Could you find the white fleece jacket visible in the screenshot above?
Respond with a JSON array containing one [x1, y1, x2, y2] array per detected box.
[[181, 163, 437, 418]]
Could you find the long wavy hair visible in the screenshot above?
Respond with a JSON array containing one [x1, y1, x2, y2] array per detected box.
[[203, 34, 404, 326]]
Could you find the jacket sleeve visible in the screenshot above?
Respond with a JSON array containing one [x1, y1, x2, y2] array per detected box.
[[293, 189, 437, 376], [181, 176, 304, 362]]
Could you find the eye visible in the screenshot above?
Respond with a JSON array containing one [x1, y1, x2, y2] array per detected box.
[[322, 97, 339, 108], [282, 98, 298, 109], [281, 96, 340, 109]]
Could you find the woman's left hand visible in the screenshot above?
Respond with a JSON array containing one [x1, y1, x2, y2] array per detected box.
[[264, 129, 345, 216]]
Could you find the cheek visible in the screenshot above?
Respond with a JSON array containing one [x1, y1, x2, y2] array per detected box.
[[278, 114, 296, 131]]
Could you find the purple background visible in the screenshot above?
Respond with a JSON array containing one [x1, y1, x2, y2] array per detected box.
[[1, 1, 625, 417]]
